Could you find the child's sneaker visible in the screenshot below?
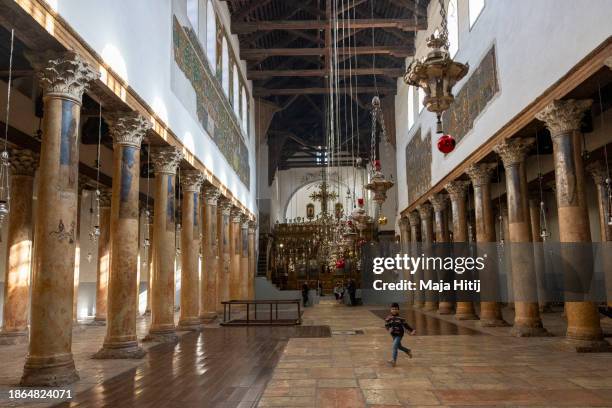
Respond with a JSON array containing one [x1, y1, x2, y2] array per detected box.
[[405, 349, 412, 358], [387, 359, 396, 367]]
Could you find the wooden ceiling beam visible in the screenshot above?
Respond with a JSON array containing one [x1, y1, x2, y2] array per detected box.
[[241, 46, 413, 59], [232, 18, 427, 34], [254, 86, 395, 96], [231, 0, 274, 22], [248, 67, 405, 79], [337, 0, 369, 14]]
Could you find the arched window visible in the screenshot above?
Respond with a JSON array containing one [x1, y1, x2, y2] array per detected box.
[[233, 64, 240, 116], [206, 0, 216, 69], [221, 37, 229, 95], [241, 87, 248, 133], [418, 88, 425, 113], [407, 86, 414, 130], [448, 0, 459, 57], [186, 0, 198, 31], [469, 0, 485, 28]]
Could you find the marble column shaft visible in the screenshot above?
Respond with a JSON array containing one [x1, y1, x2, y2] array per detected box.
[[95, 113, 151, 358], [430, 193, 452, 314], [446, 180, 478, 320], [248, 221, 257, 300], [0, 149, 38, 345], [240, 215, 250, 300], [466, 163, 507, 327], [178, 170, 204, 331], [537, 99, 608, 350], [217, 198, 232, 313], [494, 137, 547, 337], [200, 186, 220, 322], [93, 189, 112, 323], [408, 211, 423, 308], [145, 146, 183, 343], [229, 207, 242, 300], [417, 203, 436, 311], [21, 51, 98, 386]]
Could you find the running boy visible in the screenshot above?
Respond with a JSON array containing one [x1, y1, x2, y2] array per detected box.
[[384, 302, 416, 367]]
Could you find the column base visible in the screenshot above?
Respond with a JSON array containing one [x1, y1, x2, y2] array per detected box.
[[562, 338, 611, 353], [479, 318, 509, 327], [438, 303, 454, 315], [143, 330, 178, 343], [20, 355, 79, 387], [510, 324, 551, 337], [0, 330, 28, 345], [93, 342, 146, 359], [88, 318, 106, 326], [455, 313, 479, 321], [199, 312, 217, 323], [177, 318, 202, 331]]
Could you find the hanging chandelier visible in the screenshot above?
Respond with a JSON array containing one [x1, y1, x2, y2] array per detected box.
[[404, 0, 469, 134]]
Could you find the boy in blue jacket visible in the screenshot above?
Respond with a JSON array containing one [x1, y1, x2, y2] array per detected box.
[[384, 302, 416, 366]]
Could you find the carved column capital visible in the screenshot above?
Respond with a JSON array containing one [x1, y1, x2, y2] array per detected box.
[[240, 213, 250, 229], [429, 193, 448, 212], [416, 202, 432, 220], [26, 51, 98, 101], [408, 211, 420, 226], [180, 170, 204, 192], [248, 220, 257, 232], [150, 146, 183, 175], [445, 180, 470, 201], [107, 112, 152, 148], [230, 207, 243, 223], [586, 161, 609, 186], [493, 137, 534, 168], [535, 99, 593, 136], [9, 148, 39, 176], [218, 197, 233, 215], [98, 188, 112, 208], [203, 185, 221, 205], [399, 216, 410, 228], [466, 162, 497, 186]]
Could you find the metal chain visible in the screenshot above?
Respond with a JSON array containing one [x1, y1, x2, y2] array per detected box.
[[438, 0, 450, 49]]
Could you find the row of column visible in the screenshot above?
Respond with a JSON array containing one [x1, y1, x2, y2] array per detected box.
[[0, 51, 258, 386], [400, 99, 610, 352]]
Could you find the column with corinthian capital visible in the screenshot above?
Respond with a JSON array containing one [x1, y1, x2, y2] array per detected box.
[[248, 221, 257, 299], [446, 180, 478, 320], [178, 170, 204, 331], [21, 51, 98, 386], [537, 100, 609, 351], [230, 207, 242, 300], [92, 188, 112, 324], [494, 138, 548, 337], [200, 185, 220, 322], [430, 193, 453, 314], [94, 113, 151, 358], [466, 163, 508, 327], [240, 214, 250, 300], [408, 211, 423, 308], [217, 198, 232, 313], [0, 149, 38, 345], [417, 203, 436, 311], [144, 146, 183, 343]]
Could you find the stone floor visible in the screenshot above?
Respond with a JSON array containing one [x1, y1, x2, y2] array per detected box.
[[258, 300, 612, 407]]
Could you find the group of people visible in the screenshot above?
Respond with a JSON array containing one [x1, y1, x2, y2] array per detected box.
[[332, 279, 358, 306]]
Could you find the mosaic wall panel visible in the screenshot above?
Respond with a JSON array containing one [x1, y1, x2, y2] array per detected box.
[[172, 16, 250, 186], [442, 45, 499, 144], [405, 129, 432, 205]]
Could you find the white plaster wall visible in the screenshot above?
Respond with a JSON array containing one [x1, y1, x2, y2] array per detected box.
[[46, 0, 257, 213], [395, 0, 612, 211]]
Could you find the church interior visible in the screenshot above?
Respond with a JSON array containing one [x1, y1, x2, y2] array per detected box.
[[0, 0, 611, 407]]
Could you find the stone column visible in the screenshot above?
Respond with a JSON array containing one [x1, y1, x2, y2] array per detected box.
[[178, 170, 204, 331], [408, 211, 423, 308], [466, 163, 508, 327], [240, 214, 250, 300], [93, 188, 112, 324], [537, 100, 609, 351], [586, 161, 612, 307], [200, 186, 220, 322], [417, 203, 437, 312], [217, 198, 232, 313], [399, 216, 411, 249], [494, 138, 547, 337], [248, 221, 257, 299], [94, 113, 151, 358], [144, 212, 154, 316], [446, 180, 478, 320], [145, 146, 183, 343], [21, 51, 97, 386], [0, 149, 38, 345], [229, 207, 242, 300], [430, 193, 452, 314]]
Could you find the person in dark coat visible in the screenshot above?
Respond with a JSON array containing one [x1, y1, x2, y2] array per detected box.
[[301, 282, 309, 306]]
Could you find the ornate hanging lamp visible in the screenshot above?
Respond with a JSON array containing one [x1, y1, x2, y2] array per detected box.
[[0, 29, 15, 233], [404, 0, 469, 134]]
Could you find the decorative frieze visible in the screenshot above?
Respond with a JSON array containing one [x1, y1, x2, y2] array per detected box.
[[405, 129, 432, 205]]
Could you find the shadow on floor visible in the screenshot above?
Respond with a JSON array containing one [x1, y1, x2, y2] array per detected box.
[[370, 309, 485, 336]]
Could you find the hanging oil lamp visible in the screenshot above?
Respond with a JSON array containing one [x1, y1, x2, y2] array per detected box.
[[365, 160, 394, 224], [404, 0, 468, 134]]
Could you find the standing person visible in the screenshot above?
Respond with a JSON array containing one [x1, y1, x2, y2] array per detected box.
[[301, 282, 309, 307], [384, 302, 416, 367], [318, 281, 324, 296], [333, 282, 343, 303], [347, 279, 357, 306]]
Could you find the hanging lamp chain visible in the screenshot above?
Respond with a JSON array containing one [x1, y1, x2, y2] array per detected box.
[[438, 0, 450, 49], [0, 29, 15, 233]]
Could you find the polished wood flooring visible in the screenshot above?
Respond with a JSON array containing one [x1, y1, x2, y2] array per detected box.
[[53, 326, 331, 408]]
